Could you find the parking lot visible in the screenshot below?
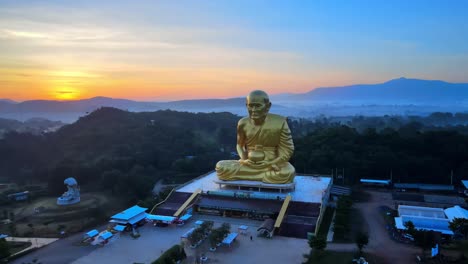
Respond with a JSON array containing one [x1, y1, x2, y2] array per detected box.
[[68, 216, 309, 264]]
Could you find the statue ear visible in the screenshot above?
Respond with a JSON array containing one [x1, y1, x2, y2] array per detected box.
[[267, 102, 272, 110]]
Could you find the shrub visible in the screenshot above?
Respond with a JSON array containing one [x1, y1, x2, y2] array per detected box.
[[152, 245, 186, 264]]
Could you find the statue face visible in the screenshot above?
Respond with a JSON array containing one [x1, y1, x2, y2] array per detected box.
[[246, 95, 271, 122]]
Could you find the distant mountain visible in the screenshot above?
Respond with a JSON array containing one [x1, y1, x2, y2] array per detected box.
[[0, 99, 16, 104], [157, 97, 294, 116], [1, 78, 468, 122], [0, 96, 159, 113], [272, 78, 468, 105]]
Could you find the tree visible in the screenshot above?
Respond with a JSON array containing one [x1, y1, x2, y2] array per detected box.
[[449, 218, 468, 240], [404, 220, 416, 236], [0, 238, 10, 259], [405, 221, 436, 255], [355, 232, 369, 254], [413, 230, 436, 255], [209, 229, 223, 248], [188, 228, 204, 246], [27, 223, 34, 235], [308, 235, 327, 259]]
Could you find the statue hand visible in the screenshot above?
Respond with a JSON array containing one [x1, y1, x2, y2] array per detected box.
[[240, 160, 273, 170], [271, 164, 280, 172], [239, 159, 254, 166]]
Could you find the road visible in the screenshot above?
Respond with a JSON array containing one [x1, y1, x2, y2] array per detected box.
[[355, 191, 420, 264], [6, 236, 58, 256], [10, 225, 106, 264]]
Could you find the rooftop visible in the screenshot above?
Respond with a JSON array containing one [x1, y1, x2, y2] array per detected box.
[[462, 180, 468, 189], [176, 171, 332, 203], [394, 183, 454, 191], [111, 205, 148, 221], [444, 205, 468, 221]]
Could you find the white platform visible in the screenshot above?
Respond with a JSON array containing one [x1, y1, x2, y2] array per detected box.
[[213, 179, 295, 192], [176, 171, 332, 203]]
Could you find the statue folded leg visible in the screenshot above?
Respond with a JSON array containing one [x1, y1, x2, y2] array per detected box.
[[216, 160, 295, 184]]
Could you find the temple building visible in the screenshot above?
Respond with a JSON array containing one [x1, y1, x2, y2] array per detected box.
[[153, 171, 332, 238]]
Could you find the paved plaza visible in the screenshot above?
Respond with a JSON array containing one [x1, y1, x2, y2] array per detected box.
[[72, 216, 309, 264]]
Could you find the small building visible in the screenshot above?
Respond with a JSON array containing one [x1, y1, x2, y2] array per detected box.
[[360, 178, 391, 187], [7, 191, 29, 201], [146, 214, 176, 225], [83, 229, 99, 241], [110, 205, 148, 227], [222, 232, 238, 247], [393, 183, 454, 193], [96, 231, 114, 245], [444, 205, 468, 221], [394, 205, 468, 236], [113, 225, 126, 232]]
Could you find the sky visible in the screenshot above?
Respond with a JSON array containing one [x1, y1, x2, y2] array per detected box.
[[0, 0, 467, 101]]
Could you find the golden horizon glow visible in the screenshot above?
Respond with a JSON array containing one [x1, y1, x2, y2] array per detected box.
[[1, 1, 467, 102]]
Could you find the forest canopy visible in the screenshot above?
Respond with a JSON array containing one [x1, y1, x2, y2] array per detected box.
[[1, 107, 467, 202]]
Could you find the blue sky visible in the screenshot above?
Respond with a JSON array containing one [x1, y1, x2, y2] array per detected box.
[[0, 0, 467, 100]]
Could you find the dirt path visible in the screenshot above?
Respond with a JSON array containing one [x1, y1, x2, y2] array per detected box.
[[356, 191, 420, 264]]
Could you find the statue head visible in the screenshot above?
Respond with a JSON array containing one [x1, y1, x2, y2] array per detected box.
[[246, 90, 271, 123]]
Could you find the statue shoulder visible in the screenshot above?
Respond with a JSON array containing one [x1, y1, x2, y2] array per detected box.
[[238, 117, 250, 127], [267, 113, 287, 123]]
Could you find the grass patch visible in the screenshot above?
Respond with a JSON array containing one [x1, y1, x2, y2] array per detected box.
[[316, 207, 335, 238], [8, 241, 32, 255]]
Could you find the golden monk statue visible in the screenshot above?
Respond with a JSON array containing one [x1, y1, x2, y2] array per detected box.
[[216, 90, 295, 184]]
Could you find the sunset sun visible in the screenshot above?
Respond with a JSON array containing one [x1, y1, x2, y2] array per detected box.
[[54, 89, 79, 100]]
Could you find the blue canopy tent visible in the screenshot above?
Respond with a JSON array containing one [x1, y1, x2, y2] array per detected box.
[[222, 232, 238, 247]]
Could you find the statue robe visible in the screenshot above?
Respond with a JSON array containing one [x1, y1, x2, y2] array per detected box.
[[216, 113, 295, 184]]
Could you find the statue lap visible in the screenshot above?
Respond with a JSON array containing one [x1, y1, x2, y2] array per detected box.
[[216, 160, 295, 184]]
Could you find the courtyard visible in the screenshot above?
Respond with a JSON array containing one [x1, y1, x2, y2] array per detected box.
[[69, 216, 309, 264]]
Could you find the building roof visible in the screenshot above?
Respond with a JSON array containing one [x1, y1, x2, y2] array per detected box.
[[330, 185, 351, 196], [394, 216, 453, 235], [179, 214, 192, 221], [113, 225, 126, 232], [462, 180, 468, 189], [176, 171, 332, 203], [258, 219, 275, 232], [111, 205, 148, 221], [99, 231, 113, 240], [84, 229, 99, 238], [444, 206, 468, 221], [128, 213, 147, 225], [360, 179, 391, 185], [395, 204, 468, 235], [398, 205, 446, 219], [146, 214, 176, 222], [222, 232, 238, 245], [181, 227, 195, 238], [394, 183, 454, 191]]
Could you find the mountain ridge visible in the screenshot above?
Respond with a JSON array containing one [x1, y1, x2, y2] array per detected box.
[[1, 77, 468, 122]]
